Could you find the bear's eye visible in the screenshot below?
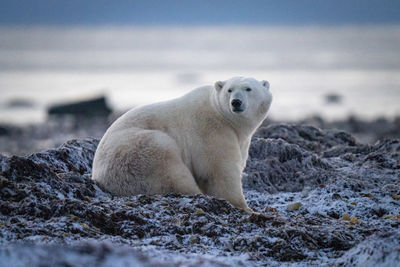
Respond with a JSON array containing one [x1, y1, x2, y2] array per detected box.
[[227, 89, 232, 93], [245, 88, 252, 92]]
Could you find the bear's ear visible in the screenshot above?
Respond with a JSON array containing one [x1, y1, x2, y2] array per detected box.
[[215, 81, 225, 91], [262, 80, 270, 89]]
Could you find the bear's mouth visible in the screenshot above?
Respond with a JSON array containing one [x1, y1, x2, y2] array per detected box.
[[232, 107, 244, 113]]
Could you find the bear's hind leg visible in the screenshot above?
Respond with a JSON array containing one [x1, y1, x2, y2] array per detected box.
[[130, 129, 202, 195], [163, 158, 203, 195]]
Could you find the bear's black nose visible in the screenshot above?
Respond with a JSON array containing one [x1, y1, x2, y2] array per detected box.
[[231, 99, 242, 108]]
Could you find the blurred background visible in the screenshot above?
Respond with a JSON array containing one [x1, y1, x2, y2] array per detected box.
[[0, 0, 400, 154]]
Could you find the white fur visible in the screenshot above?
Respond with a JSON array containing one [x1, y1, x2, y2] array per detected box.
[[92, 77, 272, 212]]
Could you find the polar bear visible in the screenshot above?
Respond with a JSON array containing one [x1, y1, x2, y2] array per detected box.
[[92, 77, 272, 213]]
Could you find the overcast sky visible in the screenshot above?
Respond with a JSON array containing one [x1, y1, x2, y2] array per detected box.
[[1, 0, 400, 26]]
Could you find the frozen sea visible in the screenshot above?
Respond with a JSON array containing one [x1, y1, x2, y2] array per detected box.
[[0, 25, 399, 124]]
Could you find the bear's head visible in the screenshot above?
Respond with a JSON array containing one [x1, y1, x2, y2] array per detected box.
[[214, 77, 272, 129]]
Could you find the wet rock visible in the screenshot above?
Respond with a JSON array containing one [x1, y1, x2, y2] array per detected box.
[[0, 242, 163, 267], [1, 123, 399, 266], [29, 138, 99, 174], [337, 232, 400, 267], [254, 124, 357, 153], [244, 137, 331, 193], [298, 115, 400, 144]]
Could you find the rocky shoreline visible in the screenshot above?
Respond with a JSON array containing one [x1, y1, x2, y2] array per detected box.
[[0, 120, 399, 266]]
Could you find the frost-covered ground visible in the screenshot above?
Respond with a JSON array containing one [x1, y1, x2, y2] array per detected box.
[[0, 123, 399, 266]]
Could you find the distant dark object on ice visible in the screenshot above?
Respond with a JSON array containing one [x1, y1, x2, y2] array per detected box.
[[5, 98, 35, 108], [0, 124, 21, 137], [324, 93, 343, 104], [48, 96, 112, 117], [0, 126, 9, 136]]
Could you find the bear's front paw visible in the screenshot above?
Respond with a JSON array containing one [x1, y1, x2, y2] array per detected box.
[[242, 207, 256, 214]]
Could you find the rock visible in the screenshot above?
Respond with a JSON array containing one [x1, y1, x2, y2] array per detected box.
[[28, 138, 99, 174], [337, 232, 400, 267], [1, 123, 400, 266], [254, 124, 357, 153], [244, 137, 332, 193], [0, 242, 163, 267], [299, 115, 400, 144], [47, 96, 112, 117]]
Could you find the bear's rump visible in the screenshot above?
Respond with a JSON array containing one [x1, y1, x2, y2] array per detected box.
[[103, 128, 191, 195]]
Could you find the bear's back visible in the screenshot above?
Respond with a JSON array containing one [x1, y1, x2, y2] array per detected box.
[[105, 85, 213, 135]]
